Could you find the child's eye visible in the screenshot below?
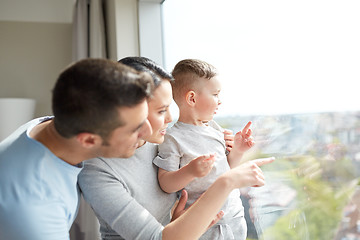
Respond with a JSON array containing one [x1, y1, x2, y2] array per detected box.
[[159, 110, 167, 114]]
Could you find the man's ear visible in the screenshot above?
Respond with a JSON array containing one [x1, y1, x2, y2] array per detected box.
[[76, 133, 102, 149], [185, 90, 196, 106]]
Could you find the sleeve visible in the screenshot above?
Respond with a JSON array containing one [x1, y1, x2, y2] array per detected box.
[[78, 159, 163, 240], [153, 133, 182, 172]]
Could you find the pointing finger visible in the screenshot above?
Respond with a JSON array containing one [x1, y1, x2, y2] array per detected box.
[[253, 157, 275, 167], [242, 121, 252, 135]]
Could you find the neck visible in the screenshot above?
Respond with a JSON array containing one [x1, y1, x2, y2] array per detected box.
[[178, 112, 205, 126], [30, 120, 85, 166]]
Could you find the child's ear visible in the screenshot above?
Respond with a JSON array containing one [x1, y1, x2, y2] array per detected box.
[[76, 133, 102, 149], [185, 90, 196, 106]]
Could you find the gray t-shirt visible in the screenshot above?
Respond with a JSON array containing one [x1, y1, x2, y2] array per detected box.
[[78, 142, 177, 240], [154, 121, 246, 240]]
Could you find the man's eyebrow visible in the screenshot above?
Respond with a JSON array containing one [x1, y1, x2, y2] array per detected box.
[[132, 120, 146, 132]]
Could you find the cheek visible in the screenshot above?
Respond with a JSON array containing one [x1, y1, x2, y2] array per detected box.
[[204, 98, 217, 108], [212, 98, 219, 107], [149, 115, 164, 132]]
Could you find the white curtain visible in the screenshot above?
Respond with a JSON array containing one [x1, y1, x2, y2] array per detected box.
[[72, 0, 107, 61], [70, 1, 108, 239]]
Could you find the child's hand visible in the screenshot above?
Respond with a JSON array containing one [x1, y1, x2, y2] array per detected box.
[[233, 121, 255, 154], [187, 153, 216, 178], [223, 129, 234, 153]]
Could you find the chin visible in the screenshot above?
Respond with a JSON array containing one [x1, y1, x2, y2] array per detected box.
[[157, 135, 165, 143], [152, 138, 163, 144], [145, 135, 164, 144]]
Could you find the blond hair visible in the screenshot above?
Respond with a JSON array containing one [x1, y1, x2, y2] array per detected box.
[[171, 59, 217, 104]]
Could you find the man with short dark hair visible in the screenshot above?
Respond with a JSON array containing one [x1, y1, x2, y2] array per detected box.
[[0, 58, 153, 240]]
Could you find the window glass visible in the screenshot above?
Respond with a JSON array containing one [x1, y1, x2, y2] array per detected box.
[[162, 1, 360, 239]]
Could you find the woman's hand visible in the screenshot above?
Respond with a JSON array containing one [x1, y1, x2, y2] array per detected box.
[[171, 190, 224, 230], [224, 157, 275, 188]]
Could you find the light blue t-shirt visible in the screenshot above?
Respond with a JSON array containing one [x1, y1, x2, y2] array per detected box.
[[0, 117, 83, 240]]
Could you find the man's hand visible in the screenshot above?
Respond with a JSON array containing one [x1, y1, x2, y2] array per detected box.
[[171, 190, 188, 222]]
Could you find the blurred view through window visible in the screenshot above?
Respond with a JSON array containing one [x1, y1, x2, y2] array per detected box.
[[162, 1, 360, 239]]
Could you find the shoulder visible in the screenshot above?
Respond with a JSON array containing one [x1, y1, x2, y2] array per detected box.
[[138, 141, 158, 155], [207, 120, 224, 132], [78, 157, 114, 184]]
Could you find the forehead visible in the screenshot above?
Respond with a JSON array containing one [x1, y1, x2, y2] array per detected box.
[[116, 101, 148, 131], [148, 81, 172, 102]]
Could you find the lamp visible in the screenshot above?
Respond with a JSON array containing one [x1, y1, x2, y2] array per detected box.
[[0, 98, 36, 141]]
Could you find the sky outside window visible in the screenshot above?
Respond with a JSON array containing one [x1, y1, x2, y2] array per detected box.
[[162, 0, 360, 117]]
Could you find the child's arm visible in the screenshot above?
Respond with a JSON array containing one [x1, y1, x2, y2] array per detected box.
[[158, 153, 216, 193], [227, 121, 255, 168]]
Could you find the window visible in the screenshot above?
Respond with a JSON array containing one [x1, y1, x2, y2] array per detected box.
[[162, 1, 360, 239]]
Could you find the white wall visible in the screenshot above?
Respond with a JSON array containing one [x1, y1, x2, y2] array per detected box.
[[0, 0, 74, 23], [0, 0, 164, 120], [0, 0, 74, 118]]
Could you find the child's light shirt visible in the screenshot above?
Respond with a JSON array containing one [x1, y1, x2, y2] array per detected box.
[[154, 120, 246, 240]]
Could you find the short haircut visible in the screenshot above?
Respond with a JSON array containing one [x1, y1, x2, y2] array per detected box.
[[118, 56, 173, 89], [52, 58, 153, 139], [171, 59, 217, 103]]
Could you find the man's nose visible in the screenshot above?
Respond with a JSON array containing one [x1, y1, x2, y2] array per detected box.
[[139, 119, 152, 139]]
